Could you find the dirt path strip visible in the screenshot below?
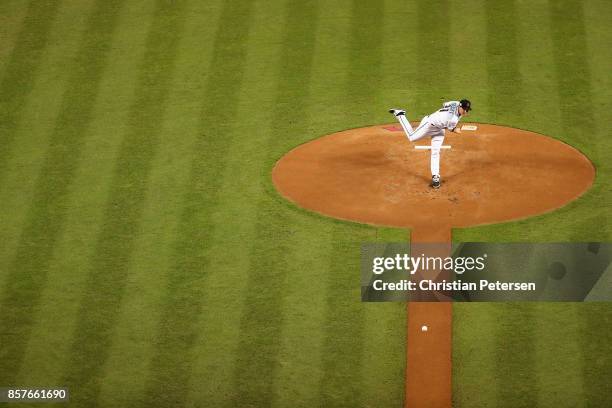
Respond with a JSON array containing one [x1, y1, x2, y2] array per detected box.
[[405, 226, 452, 408]]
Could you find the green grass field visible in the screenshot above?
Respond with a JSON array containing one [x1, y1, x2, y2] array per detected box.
[[0, 0, 610, 407]]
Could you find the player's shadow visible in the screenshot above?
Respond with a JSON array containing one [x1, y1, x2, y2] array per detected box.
[[441, 169, 465, 182]]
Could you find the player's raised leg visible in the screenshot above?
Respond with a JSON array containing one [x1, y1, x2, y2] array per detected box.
[[388, 109, 433, 142], [408, 116, 432, 142], [389, 109, 414, 136]]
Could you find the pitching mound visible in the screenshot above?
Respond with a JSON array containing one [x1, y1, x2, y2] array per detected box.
[[272, 124, 595, 229]]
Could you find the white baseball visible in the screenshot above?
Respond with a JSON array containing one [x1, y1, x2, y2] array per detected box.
[[421, 325, 428, 332]]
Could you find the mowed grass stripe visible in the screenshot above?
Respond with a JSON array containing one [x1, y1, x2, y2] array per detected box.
[[574, 4, 612, 402], [61, 2, 187, 406], [519, 5, 587, 401], [319, 226, 373, 407], [183, 3, 288, 406], [491, 251, 537, 405], [320, 1, 383, 406], [449, 0, 489, 122], [0, 1, 29, 78], [0, 0, 61, 184], [546, 0, 607, 241], [416, 0, 450, 109], [579, 303, 612, 407], [485, 5, 537, 401], [95, 2, 226, 406], [515, 0, 561, 135], [14, 0, 157, 392], [493, 303, 538, 406], [303, 0, 361, 131], [269, 218, 336, 408], [0, 0, 123, 386], [576, 0, 612, 384], [350, 2, 405, 406], [349, 0, 384, 108], [230, 1, 319, 406], [584, 0, 612, 175], [549, 0, 595, 160], [533, 304, 585, 407], [485, 0, 522, 125], [140, 1, 256, 407], [0, 1, 94, 285], [380, 0, 418, 113], [0, 0, 66, 281], [583, 0, 612, 238], [273, 1, 354, 405], [314, 1, 405, 405], [344, 0, 384, 118], [453, 304, 499, 407], [361, 300, 406, 407]]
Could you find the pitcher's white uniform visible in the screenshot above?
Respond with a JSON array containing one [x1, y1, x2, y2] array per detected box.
[[393, 101, 462, 177]]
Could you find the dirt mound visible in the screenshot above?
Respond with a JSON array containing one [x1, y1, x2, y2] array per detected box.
[[273, 123, 595, 229]]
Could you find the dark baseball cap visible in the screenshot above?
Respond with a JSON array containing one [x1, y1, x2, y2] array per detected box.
[[460, 99, 471, 112]]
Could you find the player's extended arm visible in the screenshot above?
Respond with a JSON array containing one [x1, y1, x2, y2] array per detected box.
[[449, 116, 461, 133]]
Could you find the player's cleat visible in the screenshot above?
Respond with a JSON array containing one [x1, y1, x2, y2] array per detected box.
[[431, 174, 441, 189], [389, 108, 406, 117]]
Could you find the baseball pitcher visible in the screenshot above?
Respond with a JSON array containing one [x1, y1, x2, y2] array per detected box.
[[389, 99, 471, 188]]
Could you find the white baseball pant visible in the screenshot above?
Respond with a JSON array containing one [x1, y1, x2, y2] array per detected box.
[[395, 114, 445, 176]]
